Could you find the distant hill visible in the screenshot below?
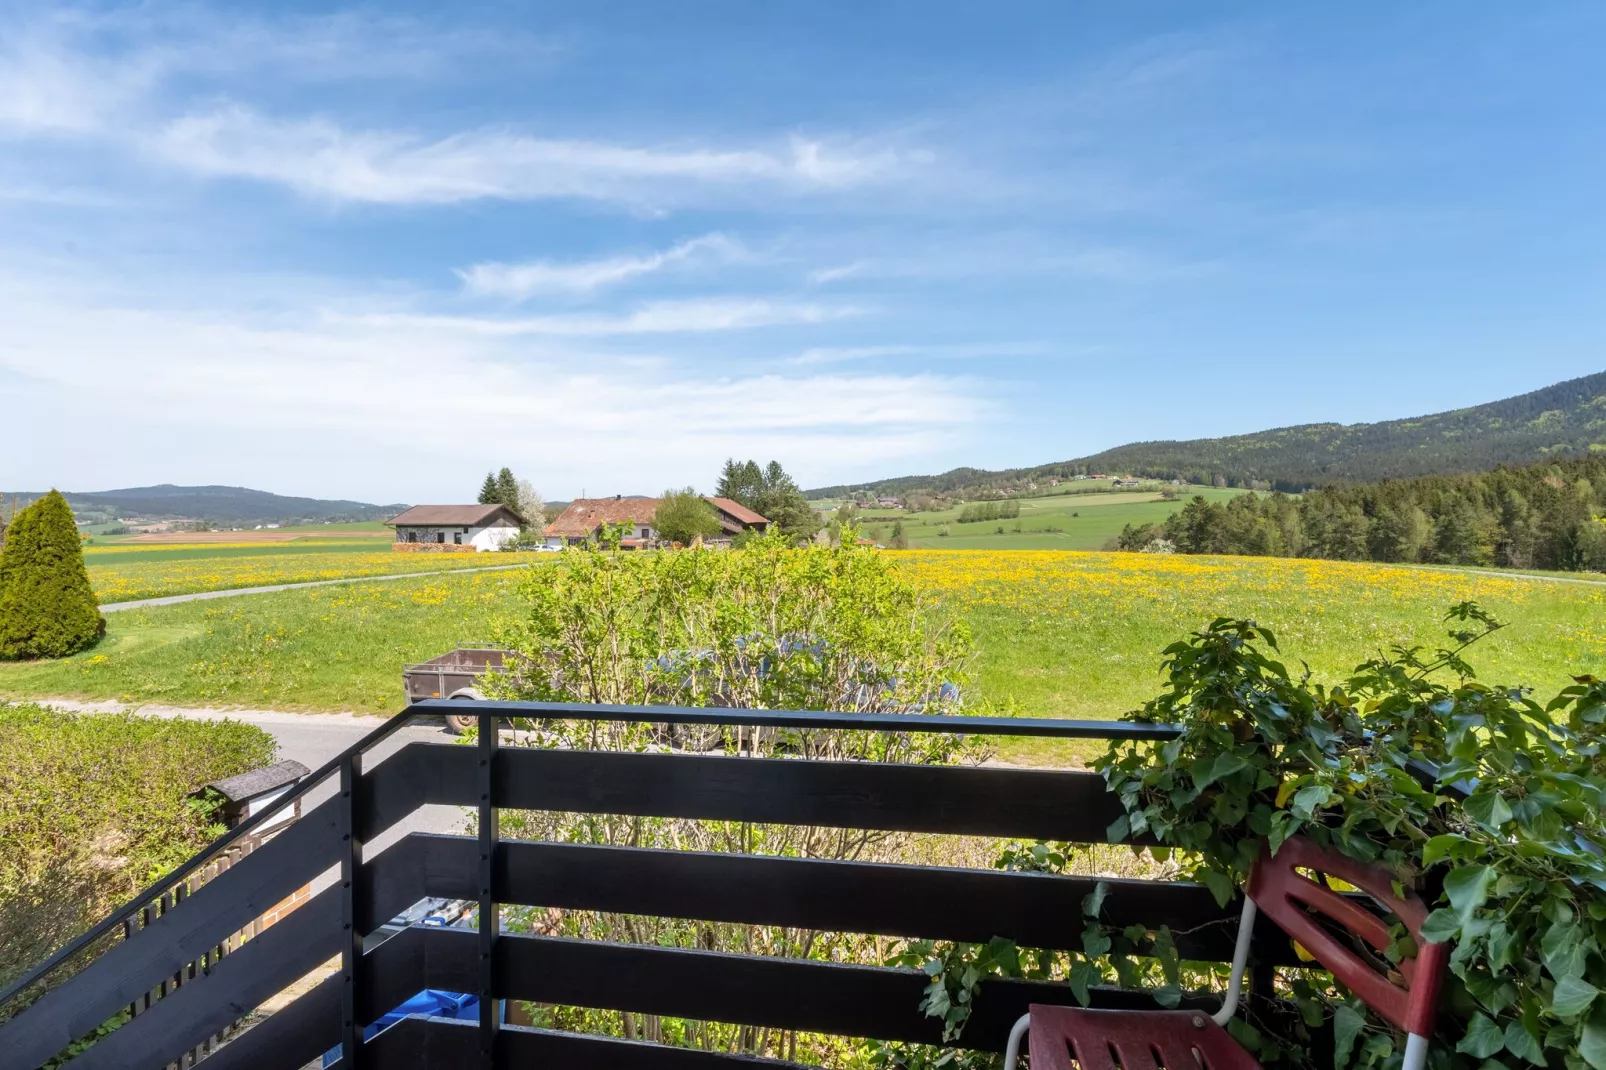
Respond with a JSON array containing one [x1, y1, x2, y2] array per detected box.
[[809, 370, 1606, 498], [0, 485, 409, 526]]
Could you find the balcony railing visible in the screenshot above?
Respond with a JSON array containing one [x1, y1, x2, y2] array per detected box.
[[0, 702, 1306, 1070]]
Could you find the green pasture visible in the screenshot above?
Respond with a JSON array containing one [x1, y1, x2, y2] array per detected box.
[[5, 550, 1603, 764], [858, 487, 1242, 550], [84, 539, 394, 564]]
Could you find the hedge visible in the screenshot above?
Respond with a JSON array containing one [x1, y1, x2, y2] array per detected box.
[[0, 704, 276, 997]]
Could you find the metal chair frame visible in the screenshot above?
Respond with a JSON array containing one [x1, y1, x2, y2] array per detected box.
[[1004, 836, 1450, 1070]]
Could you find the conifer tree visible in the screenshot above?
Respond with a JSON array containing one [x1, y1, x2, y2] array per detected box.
[[477, 473, 499, 504], [496, 468, 520, 511], [0, 490, 105, 659]]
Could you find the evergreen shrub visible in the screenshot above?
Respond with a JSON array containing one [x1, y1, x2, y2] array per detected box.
[[0, 491, 106, 659]]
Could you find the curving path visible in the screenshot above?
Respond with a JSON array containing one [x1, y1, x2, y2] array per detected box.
[[98, 562, 533, 612]]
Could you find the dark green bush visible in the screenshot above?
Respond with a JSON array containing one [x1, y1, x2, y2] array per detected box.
[[0, 491, 106, 659], [0, 704, 276, 995]]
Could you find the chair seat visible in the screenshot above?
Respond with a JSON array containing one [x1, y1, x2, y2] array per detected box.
[[1026, 1004, 1261, 1070]]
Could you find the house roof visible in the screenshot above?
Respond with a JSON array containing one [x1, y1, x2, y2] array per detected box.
[[388, 504, 525, 527], [545, 496, 770, 539], [706, 497, 769, 526], [544, 497, 658, 538]]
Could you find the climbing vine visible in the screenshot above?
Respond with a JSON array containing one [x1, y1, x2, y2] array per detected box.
[[899, 605, 1606, 1068]]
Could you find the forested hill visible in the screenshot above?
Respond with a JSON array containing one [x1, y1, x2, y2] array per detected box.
[[809, 370, 1606, 497], [0, 485, 408, 526]]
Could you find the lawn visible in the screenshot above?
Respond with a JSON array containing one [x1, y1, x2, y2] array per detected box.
[[83, 542, 545, 604], [5, 550, 1602, 763], [859, 487, 1243, 550]]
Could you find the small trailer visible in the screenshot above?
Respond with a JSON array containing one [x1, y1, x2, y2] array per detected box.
[[401, 646, 512, 734]]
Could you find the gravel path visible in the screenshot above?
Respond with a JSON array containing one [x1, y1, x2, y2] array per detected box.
[[98, 562, 533, 612]]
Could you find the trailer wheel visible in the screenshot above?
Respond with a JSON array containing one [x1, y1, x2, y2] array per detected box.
[[442, 688, 485, 735]]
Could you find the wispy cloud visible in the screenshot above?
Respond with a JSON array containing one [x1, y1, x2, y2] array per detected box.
[[343, 298, 861, 336], [790, 342, 1047, 365], [808, 261, 867, 284], [458, 234, 742, 299], [153, 107, 923, 206], [0, 268, 977, 498]]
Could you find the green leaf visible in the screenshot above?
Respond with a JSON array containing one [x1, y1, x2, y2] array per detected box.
[[1457, 1013, 1505, 1058], [1290, 783, 1332, 820], [1105, 814, 1130, 843], [1194, 750, 1248, 789], [1555, 977, 1602, 1019], [1082, 881, 1109, 920], [1422, 833, 1474, 866], [1503, 1019, 1544, 1065], [1199, 868, 1235, 908], [1581, 1010, 1606, 1070], [1465, 791, 1514, 828], [1333, 1004, 1366, 1066], [1444, 865, 1496, 922]]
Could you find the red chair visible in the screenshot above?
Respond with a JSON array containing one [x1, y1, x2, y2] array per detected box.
[[1003, 835, 1451, 1070]]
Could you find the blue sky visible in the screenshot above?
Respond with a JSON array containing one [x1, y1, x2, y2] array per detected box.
[[2, 2, 1604, 502]]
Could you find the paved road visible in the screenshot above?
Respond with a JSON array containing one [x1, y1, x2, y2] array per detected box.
[[98, 563, 533, 612]]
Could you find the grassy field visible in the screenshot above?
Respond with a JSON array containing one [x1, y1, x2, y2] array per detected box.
[[857, 487, 1242, 550], [84, 541, 544, 604], [6, 550, 1603, 762]]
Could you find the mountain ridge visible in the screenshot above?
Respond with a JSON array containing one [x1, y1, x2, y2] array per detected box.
[[0, 485, 409, 526], [807, 370, 1606, 498]]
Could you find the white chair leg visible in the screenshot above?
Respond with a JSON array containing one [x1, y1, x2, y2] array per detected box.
[[1402, 1033, 1429, 1070], [1004, 1012, 1031, 1068], [1212, 896, 1258, 1027]]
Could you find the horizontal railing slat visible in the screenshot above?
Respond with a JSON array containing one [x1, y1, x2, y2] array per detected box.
[[63, 887, 342, 1070], [4, 798, 344, 1070], [369, 744, 1131, 842], [408, 927, 1216, 1054], [364, 1014, 818, 1069], [367, 833, 1256, 963]]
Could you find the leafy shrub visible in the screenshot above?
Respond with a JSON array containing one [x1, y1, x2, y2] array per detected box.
[[0, 491, 105, 659], [0, 704, 275, 998], [1094, 604, 1606, 1067]]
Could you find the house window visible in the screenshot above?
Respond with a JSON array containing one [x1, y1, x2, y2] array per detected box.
[[406, 530, 416, 543], [436, 532, 445, 544], [454, 531, 462, 545]]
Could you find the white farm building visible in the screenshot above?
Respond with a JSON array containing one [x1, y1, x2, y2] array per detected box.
[[387, 504, 524, 552]]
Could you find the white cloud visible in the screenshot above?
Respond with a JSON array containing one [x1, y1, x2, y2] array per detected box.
[[791, 342, 1048, 365], [809, 261, 867, 284], [0, 272, 979, 500], [154, 107, 921, 206], [343, 298, 861, 337], [458, 234, 742, 299]]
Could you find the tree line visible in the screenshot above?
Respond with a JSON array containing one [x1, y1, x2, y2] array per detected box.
[[957, 500, 1020, 524], [1118, 456, 1606, 572]]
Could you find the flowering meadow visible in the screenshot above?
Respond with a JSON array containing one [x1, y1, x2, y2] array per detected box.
[[82, 543, 546, 603], [3, 550, 1601, 760]]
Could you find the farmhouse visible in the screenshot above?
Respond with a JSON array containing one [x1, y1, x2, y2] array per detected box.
[[387, 503, 524, 552], [544, 495, 769, 547]]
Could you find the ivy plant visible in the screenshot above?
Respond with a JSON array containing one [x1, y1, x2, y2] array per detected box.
[[1094, 603, 1606, 1069]]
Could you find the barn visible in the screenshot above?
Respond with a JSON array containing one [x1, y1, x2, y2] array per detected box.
[[387, 504, 525, 552]]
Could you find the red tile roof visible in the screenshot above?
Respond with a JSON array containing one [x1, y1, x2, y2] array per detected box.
[[706, 497, 769, 526], [544, 496, 769, 539]]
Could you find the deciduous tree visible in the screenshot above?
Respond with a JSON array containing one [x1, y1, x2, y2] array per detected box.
[[652, 488, 723, 545]]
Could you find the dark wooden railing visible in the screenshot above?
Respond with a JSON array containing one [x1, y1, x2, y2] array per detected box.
[[0, 701, 1296, 1070]]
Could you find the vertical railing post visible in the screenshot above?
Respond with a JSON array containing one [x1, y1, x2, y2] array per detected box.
[[478, 709, 501, 1067], [339, 754, 366, 1067]]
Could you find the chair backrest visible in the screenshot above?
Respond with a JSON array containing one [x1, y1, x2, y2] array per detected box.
[[1245, 835, 1449, 1037]]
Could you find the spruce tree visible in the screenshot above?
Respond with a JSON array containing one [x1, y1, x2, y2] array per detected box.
[[477, 473, 499, 504], [0, 490, 105, 659], [496, 467, 519, 511]]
